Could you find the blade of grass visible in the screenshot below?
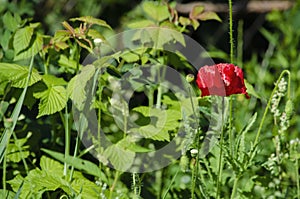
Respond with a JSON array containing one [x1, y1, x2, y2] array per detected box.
[[0, 56, 34, 194]]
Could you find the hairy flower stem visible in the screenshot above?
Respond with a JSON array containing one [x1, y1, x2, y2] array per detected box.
[[228, 0, 235, 158], [249, 70, 291, 165], [216, 97, 225, 199], [189, 86, 200, 199], [230, 173, 241, 199], [228, 0, 234, 64]]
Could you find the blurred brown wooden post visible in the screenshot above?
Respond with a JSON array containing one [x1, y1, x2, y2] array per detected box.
[[175, 1, 295, 13]]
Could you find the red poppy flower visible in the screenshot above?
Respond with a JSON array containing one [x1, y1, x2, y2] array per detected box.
[[196, 63, 249, 98]]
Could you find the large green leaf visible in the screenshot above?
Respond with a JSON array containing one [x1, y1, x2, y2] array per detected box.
[[34, 85, 68, 118], [13, 26, 34, 54], [142, 1, 170, 22], [104, 144, 135, 171], [130, 106, 181, 141], [14, 33, 43, 61], [42, 74, 67, 87], [0, 190, 14, 199], [68, 64, 95, 110], [0, 63, 42, 88]]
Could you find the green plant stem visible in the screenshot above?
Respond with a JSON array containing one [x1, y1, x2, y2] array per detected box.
[[248, 70, 291, 165], [228, 0, 235, 158], [63, 106, 70, 178], [228, 96, 234, 157], [109, 171, 120, 199], [228, 0, 234, 63], [3, 146, 7, 194], [230, 174, 241, 199], [296, 153, 300, 199], [189, 86, 201, 199], [216, 97, 225, 199]]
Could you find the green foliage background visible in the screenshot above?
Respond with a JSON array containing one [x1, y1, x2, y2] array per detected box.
[[0, 0, 300, 198]]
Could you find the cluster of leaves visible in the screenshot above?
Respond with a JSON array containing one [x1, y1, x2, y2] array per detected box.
[[0, 0, 299, 199], [0, 1, 225, 198]]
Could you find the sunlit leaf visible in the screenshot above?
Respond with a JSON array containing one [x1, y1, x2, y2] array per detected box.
[[104, 144, 135, 171], [34, 85, 68, 118], [0, 63, 42, 88], [13, 26, 34, 54], [42, 74, 67, 87], [130, 106, 181, 141], [68, 64, 95, 110], [14, 33, 43, 61]]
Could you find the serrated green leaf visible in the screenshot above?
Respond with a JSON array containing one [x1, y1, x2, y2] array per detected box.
[[0, 190, 15, 199], [13, 26, 34, 54], [142, 1, 170, 22], [3, 12, 20, 32], [53, 30, 70, 42], [42, 74, 67, 87], [70, 16, 111, 29], [14, 33, 43, 61], [40, 155, 64, 174], [130, 106, 181, 141], [0, 63, 42, 88], [104, 144, 135, 171], [34, 86, 67, 118], [68, 65, 95, 110]]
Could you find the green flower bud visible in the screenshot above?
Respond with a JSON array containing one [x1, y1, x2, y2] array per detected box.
[[285, 99, 294, 119], [186, 74, 194, 83], [180, 155, 189, 172]]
